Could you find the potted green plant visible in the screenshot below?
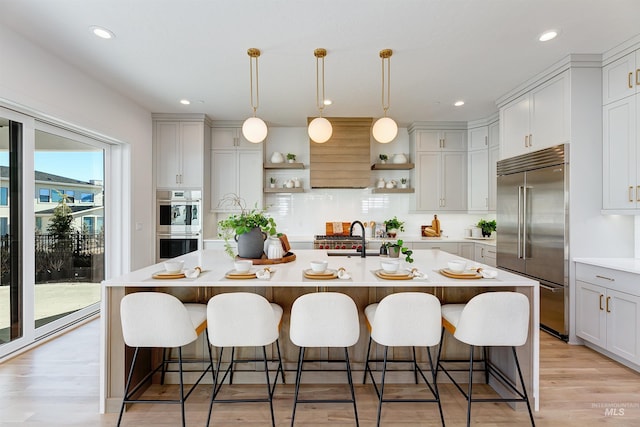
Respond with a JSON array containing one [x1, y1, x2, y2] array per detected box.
[[217, 194, 277, 258], [379, 154, 388, 164], [384, 239, 414, 263], [286, 153, 296, 163], [400, 177, 408, 189], [384, 216, 405, 238], [477, 219, 497, 238], [269, 177, 277, 188]]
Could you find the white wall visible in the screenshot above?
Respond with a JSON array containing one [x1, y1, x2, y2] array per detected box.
[[0, 24, 154, 271]]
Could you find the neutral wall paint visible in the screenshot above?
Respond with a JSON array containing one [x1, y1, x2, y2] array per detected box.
[[0, 24, 154, 271]]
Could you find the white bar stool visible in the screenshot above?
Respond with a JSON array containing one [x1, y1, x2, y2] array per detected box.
[[437, 291, 535, 426], [289, 292, 360, 427], [205, 292, 284, 427], [363, 292, 445, 426], [118, 292, 212, 427]]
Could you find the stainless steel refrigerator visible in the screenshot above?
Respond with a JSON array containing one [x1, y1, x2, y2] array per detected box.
[[496, 144, 569, 340]]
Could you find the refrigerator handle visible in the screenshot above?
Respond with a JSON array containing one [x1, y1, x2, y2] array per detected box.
[[522, 185, 527, 260], [517, 185, 523, 259]]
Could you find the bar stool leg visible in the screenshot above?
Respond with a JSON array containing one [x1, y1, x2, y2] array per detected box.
[[344, 347, 359, 427], [467, 344, 474, 427], [117, 347, 140, 427], [376, 346, 389, 427], [262, 346, 276, 427], [178, 348, 186, 427], [229, 347, 235, 384], [512, 347, 536, 426], [363, 337, 373, 384], [412, 346, 418, 384], [291, 347, 306, 427], [427, 347, 445, 426]]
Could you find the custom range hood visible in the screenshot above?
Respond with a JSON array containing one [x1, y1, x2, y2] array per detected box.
[[309, 117, 372, 188]]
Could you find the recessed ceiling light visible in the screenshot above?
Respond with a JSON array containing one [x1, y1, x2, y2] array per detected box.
[[539, 30, 558, 42], [454, 100, 465, 107], [180, 99, 191, 105], [323, 99, 332, 106], [90, 26, 115, 39]]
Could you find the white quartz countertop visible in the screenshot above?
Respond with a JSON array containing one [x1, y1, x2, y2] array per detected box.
[[103, 249, 533, 288], [204, 235, 497, 245], [574, 257, 640, 275]]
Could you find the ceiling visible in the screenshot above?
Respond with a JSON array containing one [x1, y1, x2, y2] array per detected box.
[[2, 0, 640, 128]]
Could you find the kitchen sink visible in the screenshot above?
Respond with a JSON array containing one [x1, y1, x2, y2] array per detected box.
[[326, 251, 380, 257]]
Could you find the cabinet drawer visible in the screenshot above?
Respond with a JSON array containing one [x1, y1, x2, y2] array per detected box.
[[576, 263, 640, 296], [411, 242, 459, 255]]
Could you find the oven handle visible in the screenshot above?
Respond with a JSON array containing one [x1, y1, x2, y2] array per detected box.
[[157, 233, 201, 237], [157, 199, 201, 203]]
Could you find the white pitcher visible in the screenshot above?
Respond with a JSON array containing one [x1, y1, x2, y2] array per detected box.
[[267, 236, 283, 259], [392, 153, 408, 164]]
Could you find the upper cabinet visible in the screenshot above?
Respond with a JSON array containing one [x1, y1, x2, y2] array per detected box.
[[210, 124, 263, 211], [153, 114, 211, 189], [410, 124, 467, 212], [467, 118, 499, 212], [603, 50, 640, 105], [500, 71, 570, 160], [414, 129, 467, 151]]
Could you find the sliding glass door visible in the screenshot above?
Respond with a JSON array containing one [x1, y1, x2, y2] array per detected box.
[[0, 112, 26, 351], [0, 105, 111, 359]]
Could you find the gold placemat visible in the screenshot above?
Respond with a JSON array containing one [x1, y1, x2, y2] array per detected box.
[[303, 269, 338, 280], [374, 269, 413, 280], [152, 271, 186, 279], [225, 271, 258, 279], [439, 268, 482, 279]]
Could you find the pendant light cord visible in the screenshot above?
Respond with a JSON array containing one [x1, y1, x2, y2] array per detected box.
[[380, 49, 392, 117], [248, 48, 260, 117], [314, 48, 327, 117]]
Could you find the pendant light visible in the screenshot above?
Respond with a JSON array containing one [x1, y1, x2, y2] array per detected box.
[[308, 48, 333, 143], [242, 48, 268, 143], [372, 49, 398, 143]]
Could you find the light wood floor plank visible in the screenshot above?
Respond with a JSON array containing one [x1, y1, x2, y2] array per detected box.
[[1, 319, 640, 426]]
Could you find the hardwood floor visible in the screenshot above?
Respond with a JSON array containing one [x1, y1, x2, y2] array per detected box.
[[1, 318, 639, 426]]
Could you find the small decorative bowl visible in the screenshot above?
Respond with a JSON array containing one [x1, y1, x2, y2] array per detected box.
[[380, 260, 400, 273], [234, 260, 253, 273], [447, 260, 467, 273], [163, 260, 184, 274], [310, 260, 328, 273]]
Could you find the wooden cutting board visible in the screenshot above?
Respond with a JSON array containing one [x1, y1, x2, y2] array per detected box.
[[325, 222, 351, 235], [152, 271, 186, 279], [439, 269, 482, 279]]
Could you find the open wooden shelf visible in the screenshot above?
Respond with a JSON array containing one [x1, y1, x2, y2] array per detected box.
[[264, 187, 304, 193], [371, 163, 414, 170], [372, 187, 415, 194], [264, 162, 305, 169]]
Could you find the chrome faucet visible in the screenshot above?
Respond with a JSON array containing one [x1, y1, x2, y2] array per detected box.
[[349, 220, 366, 258]]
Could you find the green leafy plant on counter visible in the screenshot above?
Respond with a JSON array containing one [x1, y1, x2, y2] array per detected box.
[[217, 193, 277, 257], [384, 239, 414, 263], [383, 216, 405, 236], [477, 219, 497, 237]]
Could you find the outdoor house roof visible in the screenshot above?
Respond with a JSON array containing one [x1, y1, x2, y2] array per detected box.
[[1, 165, 99, 187]]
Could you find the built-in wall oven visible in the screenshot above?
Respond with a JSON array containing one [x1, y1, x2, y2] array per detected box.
[[156, 190, 201, 261]]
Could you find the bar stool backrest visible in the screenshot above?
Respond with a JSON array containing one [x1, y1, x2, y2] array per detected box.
[[207, 292, 279, 347], [371, 292, 442, 347], [290, 292, 360, 348], [454, 292, 530, 347], [120, 292, 197, 348]]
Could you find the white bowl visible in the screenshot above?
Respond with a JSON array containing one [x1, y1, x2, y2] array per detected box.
[[310, 260, 328, 273], [447, 260, 467, 273], [163, 260, 184, 274], [234, 260, 253, 273], [380, 260, 400, 273]]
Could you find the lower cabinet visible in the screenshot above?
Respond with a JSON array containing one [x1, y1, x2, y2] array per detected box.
[[575, 263, 640, 366], [474, 243, 496, 267]]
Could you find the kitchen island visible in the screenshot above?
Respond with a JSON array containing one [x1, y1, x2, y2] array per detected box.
[[100, 249, 538, 413]]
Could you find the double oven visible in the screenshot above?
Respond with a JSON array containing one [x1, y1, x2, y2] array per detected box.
[[156, 190, 201, 262]]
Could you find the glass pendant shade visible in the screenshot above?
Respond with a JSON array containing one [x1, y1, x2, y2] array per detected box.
[[372, 116, 398, 143], [308, 117, 332, 143], [242, 116, 268, 143]]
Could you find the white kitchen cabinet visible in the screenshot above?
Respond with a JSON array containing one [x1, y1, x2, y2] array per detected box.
[[603, 50, 640, 105], [467, 147, 488, 211], [211, 126, 263, 211], [154, 119, 207, 189], [602, 94, 640, 210], [414, 129, 467, 151], [415, 151, 467, 211], [468, 126, 488, 150], [500, 71, 569, 159], [474, 243, 496, 267], [575, 263, 640, 366], [487, 121, 499, 211], [411, 241, 460, 255]]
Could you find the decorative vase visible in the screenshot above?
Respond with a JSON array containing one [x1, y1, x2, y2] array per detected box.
[[388, 246, 400, 258], [235, 227, 267, 259], [377, 178, 386, 188], [392, 153, 408, 164], [288, 158, 295, 163], [387, 228, 398, 238], [482, 230, 492, 238], [270, 152, 284, 163], [267, 236, 283, 259]]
